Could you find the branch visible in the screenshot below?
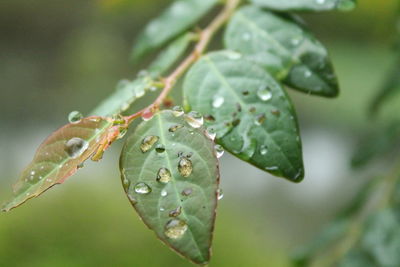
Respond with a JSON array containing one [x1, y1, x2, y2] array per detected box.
[[125, 0, 241, 123]]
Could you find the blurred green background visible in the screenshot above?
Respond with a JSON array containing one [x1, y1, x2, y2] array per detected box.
[[0, 0, 399, 266]]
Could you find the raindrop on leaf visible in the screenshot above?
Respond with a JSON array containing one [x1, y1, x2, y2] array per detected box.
[[65, 138, 89, 159], [140, 136, 159, 153], [164, 219, 188, 239]]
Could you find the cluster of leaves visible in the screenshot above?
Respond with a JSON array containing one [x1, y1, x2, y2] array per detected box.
[[293, 8, 400, 266], [1, 0, 357, 265]]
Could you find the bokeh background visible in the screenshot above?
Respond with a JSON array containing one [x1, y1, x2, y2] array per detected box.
[[0, 0, 398, 266]]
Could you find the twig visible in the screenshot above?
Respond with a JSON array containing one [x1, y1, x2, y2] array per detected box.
[[125, 0, 241, 124]]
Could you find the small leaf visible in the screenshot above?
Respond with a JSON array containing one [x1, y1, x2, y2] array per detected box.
[[370, 58, 400, 114], [2, 117, 114, 212], [120, 110, 219, 265], [225, 6, 339, 97], [131, 0, 218, 61], [148, 33, 194, 78], [183, 51, 304, 182], [91, 76, 153, 117], [249, 0, 356, 12]]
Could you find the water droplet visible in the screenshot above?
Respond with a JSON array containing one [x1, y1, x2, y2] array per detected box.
[[260, 145, 268, 155], [157, 168, 171, 184], [214, 145, 224, 159], [155, 144, 165, 153], [304, 70, 312, 78], [172, 106, 184, 117], [142, 109, 154, 121], [134, 182, 152, 195], [212, 95, 224, 108], [135, 87, 145, 98], [164, 219, 188, 239], [257, 87, 272, 101], [178, 157, 193, 177], [128, 194, 137, 204], [182, 188, 193, 196], [242, 90, 249, 96], [140, 136, 159, 153], [160, 207, 165, 211], [249, 107, 256, 113], [169, 206, 182, 217], [185, 111, 203, 128], [161, 189, 168, 197], [65, 138, 89, 158], [255, 114, 266, 126], [30, 171, 35, 176], [206, 127, 216, 141], [169, 124, 183, 132], [68, 111, 83, 124], [271, 109, 281, 117], [204, 114, 216, 122], [217, 188, 224, 200]]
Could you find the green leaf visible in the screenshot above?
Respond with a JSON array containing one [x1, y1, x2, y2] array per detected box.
[[249, 0, 356, 12], [131, 0, 218, 61], [183, 51, 304, 182], [224, 6, 339, 97], [370, 58, 400, 114], [351, 122, 400, 168], [2, 117, 114, 212], [90, 76, 154, 117], [120, 110, 219, 265], [361, 209, 400, 266], [148, 33, 194, 78]]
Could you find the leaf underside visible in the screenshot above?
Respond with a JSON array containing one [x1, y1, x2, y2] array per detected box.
[[120, 110, 219, 265], [2, 117, 114, 212], [249, 0, 356, 12], [183, 51, 304, 182], [131, 0, 217, 61], [225, 6, 339, 97]]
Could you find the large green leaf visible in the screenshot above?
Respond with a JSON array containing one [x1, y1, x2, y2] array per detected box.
[[148, 33, 193, 78], [249, 0, 356, 12], [120, 110, 219, 265], [2, 117, 114, 212], [131, 0, 217, 61], [225, 6, 339, 97], [183, 51, 304, 182], [90, 76, 154, 117]]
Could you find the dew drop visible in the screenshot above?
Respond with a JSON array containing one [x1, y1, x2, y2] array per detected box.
[[128, 194, 137, 204], [142, 109, 154, 121], [164, 219, 188, 239], [169, 206, 182, 217], [182, 188, 193, 196], [217, 188, 224, 200], [65, 138, 89, 159], [255, 114, 266, 126], [206, 127, 217, 141], [134, 182, 152, 195], [169, 124, 183, 133], [157, 168, 171, 184], [257, 87, 272, 101], [172, 106, 184, 117], [140, 136, 159, 153], [271, 109, 281, 117], [304, 70, 312, 78], [212, 95, 224, 108], [178, 157, 193, 177], [214, 145, 224, 159], [68, 111, 83, 124], [161, 189, 168, 197], [185, 111, 203, 128], [204, 114, 216, 122], [155, 144, 166, 153], [260, 145, 268, 156], [160, 207, 165, 211]]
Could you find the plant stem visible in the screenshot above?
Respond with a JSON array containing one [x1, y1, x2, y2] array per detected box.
[[125, 0, 241, 124]]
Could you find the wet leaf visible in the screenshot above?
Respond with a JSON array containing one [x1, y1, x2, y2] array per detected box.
[[225, 6, 339, 97], [131, 0, 217, 61], [249, 0, 356, 12], [2, 117, 114, 212], [148, 33, 193, 78], [120, 110, 219, 265], [183, 51, 304, 182], [91, 76, 153, 117]]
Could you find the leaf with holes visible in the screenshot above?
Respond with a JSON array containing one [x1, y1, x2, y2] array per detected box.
[[2, 117, 115, 212], [183, 51, 304, 182], [249, 0, 356, 12], [91, 76, 154, 117], [148, 33, 194, 78], [120, 110, 219, 265], [225, 6, 339, 97], [131, 0, 218, 61]]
